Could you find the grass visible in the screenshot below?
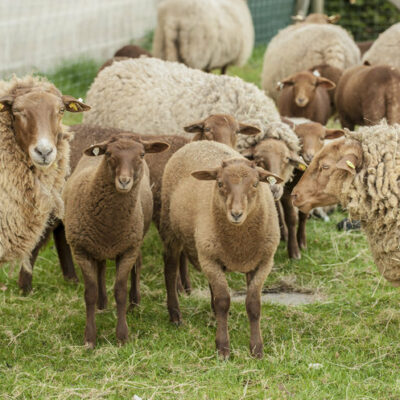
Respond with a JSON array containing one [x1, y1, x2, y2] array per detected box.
[[1, 47, 400, 400]]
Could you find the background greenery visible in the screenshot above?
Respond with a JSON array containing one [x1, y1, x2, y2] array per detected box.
[[0, 44, 400, 399]]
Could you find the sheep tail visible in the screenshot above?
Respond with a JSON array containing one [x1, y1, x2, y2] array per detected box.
[[164, 21, 184, 63], [386, 76, 400, 125], [322, 42, 346, 69]]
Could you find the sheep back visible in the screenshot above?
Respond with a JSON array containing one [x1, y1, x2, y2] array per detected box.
[[362, 23, 400, 68], [84, 57, 300, 156], [152, 0, 254, 71], [262, 23, 360, 102]]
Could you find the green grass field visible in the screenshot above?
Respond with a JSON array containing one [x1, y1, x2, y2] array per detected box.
[[1, 47, 399, 400]]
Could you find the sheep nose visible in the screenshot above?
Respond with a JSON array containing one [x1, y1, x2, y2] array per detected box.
[[231, 211, 243, 221], [34, 146, 53, 157], [118, 176, 131, 187], [303, 153, 313, 163], [297, 97, 306, 104]]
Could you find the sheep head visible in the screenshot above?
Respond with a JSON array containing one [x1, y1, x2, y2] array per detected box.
[[292, 137, 362, 213], [243, 138, 306, 200], [279, 71, 335, 108], [184, 114, 260, 148], [0, 90, 90, 169], [84, 134, 169, 193], [192, 158, 282, 226], [293, 122, 344, 164]]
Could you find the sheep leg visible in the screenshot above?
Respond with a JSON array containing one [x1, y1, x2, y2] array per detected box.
[[115, 250, 137, 344], [176, 270, 185, 294], [129, 252, 142, 309], [339, 114, 355, 130], [18, 225, 52, 294], [209, 283, 215, 315], [164, 245, 182, 325], [246, 260, 273, 359], [202, 259, 230, 359], [53, 222, 78, 283], [281, 192, 301, 259], [297, 211, 308, 250], [276, 201, 288, 242], [179, 252, 191, 295], [97, 260, 107, 310], [75, 250, 98, 348], [220, 65, 228, 75]]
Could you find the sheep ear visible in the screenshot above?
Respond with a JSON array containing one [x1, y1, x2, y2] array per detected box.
[[280, 76, 295, 88], [142, 141, 170, 153], [191, 169, 218, 181], [256, 167, 283, 184], [84, 143, 107, 156], [0, 95, 15, 112], [237, 123, 261, 136], [289, 153, 308, 171], [291, 14, 305, 22], [241, 147, 255, 160], [62, 95, 91, 112], [184, 121, 205, 133], [327, 14, 340, 24], [336, 154, 359, 175], [191, 132, 203, 142], [324, 129, 344, 140], [317, 77, 336, 90]]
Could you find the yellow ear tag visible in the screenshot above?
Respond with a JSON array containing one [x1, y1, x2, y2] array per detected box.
[[0, 104, 4, 110], [346, 160, 355, 169], [267, 176, 277, 185], [298, 163, 307, 171], [69, 102, 78, 111]]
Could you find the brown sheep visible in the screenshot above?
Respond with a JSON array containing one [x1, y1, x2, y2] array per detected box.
[[97, 57, 129, 76], [335, 63, 400, 129], [20, 115, 259, 294], [277, 70, 336, 125], [160, 140, 282, 358], [63, 133, 169, 348], [308, 64, 343, 110], [114, 44, 152, 58], [280, 118, 344, 258]]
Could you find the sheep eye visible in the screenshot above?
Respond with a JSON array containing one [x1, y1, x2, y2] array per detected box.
[[105, 151, 111, 157], [321, 164, 329, 170], [140, 152, 145, 158], [59, 108, 65, 114], [204, 127, 211, 132], [217, 181, 223, 188], [253, 181, 259, 188]]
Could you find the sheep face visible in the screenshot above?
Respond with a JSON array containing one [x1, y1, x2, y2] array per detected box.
[[292, 138, 362, 213], [192, 158, 282, 226], [84, 135, 169, 193], [184, 114, 260, 148], [294, 122, 344, 164], [0, 91, 90, 169], [245, 138, 305, 200], [280, 71, 335, 108]]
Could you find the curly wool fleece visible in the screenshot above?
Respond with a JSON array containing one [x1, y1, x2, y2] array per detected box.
[[340, 122, 400, 285]]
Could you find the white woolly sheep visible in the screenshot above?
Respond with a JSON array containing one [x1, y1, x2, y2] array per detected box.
[[160, 140, 282, 358], [0, 75, 89, 277], [84, 57, 301, 193], [292, 122, 400, 287], [63, 133, 169, 347], [152, 0, 254, 74], [363, 23, 400, 68], [262, 22, 360, 102]]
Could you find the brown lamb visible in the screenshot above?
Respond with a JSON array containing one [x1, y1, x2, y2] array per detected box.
[[335, 63, 400, 129], [160, 140, 282, 359], [63, 133, 169, 348], [277, 70, 336, 125]]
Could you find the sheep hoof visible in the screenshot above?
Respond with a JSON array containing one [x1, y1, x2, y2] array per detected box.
[[289, 251, 301, 260], [250, 344, 264, 359], [85, 341, 95, 350], [299, 242, 307, 250], [217, 347, 230, 360]]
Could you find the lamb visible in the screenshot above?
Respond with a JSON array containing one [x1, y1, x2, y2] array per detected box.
[[83, 57, 300, 179], [19, 114, 260, 294], [261, 22, 360, 102], [0, 75, 89, 276], [277, 70, 336, 125], [152, 0, 254, 74], [291, 13, 341, 24], [63, 133, 169, 348], [160, 140, 282, 358], [335, 63, 400, 130], [292, 122, 400, 287], [280, 118, 344, 258], [362, 23, 400, 68]]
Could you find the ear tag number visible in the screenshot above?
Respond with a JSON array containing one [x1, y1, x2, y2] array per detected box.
[[298, 163, 307, 171]]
